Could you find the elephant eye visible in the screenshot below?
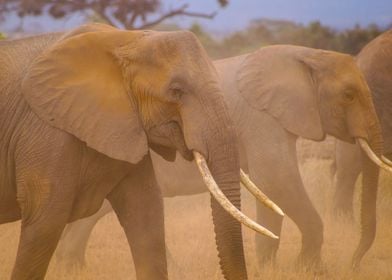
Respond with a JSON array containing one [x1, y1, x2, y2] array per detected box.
[[169, 87, 184, 102], [343, 91, 355, 103]]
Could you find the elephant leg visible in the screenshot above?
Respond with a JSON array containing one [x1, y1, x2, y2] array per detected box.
[[255, 202, 283, 264], [108, 155, 167, 280], [12, 153, 77, 279], [57, 199, 113, 267], [12, 212, 71, 280], [333, 140, 361, 218], [242, 112, 323, 268], [282, 188, 324, 266], [251, 148, 323, 267]]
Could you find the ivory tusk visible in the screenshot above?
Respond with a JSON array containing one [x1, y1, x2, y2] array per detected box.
[[240, 170, 284, 217], [357, 139, 392, 173], [381, 155, 392, 167], [193, 151, 279, 239]]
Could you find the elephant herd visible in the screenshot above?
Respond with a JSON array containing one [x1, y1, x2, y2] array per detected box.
[[0, 22, 391, 280]]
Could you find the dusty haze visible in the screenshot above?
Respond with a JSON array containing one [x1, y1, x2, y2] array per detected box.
[[1, 151, 392, 279]]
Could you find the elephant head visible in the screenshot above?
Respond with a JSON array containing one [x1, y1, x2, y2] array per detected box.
[[20, 23, 279, 279], [352, 30, 392, 266], [356, 30, 392, 156], [237, 44, 391, 266]]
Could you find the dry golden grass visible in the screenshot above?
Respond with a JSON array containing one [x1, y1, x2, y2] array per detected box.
[[1, 159, 392, 279]]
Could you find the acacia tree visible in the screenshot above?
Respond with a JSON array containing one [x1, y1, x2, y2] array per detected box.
[[0, 0, 228, 29]]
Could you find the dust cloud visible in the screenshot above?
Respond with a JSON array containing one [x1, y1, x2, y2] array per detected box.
[[1, 152, 392, 279]]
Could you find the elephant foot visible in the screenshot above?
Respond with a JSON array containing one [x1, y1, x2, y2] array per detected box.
[[64, 258, 86, 270], [255, 246, 278, 269], [294, 261, 328, 278], [333, 202, 354, 221], [295, 251, 325, 274], [334, 208, 354, 220], [55, 243, 87, 269], [56, 253, 86, 270]]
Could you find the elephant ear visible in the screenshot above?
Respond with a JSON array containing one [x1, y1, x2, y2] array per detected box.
[[22, 27, 148, 164], [237, 46, 325, 141]]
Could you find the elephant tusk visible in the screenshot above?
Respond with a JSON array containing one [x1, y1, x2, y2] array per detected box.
[[381, 155, 392, 167], [193, 151, 279, 239], [240, 170, 284, 217], [357, 138, 392, 173]]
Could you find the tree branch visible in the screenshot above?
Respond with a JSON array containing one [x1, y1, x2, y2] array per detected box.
[[126, 11, 140, 29], [90, 3, 117, 27], [137, 4, 217, 30], [0, 0, 220, 31], [0, 3, 18, 14]]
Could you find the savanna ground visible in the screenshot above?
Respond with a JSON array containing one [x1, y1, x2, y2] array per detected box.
[[1, 145, 392, 279]]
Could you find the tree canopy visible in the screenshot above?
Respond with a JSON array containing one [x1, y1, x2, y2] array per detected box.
[[190, 19, 389, 58], [0, 0, 228, 29]]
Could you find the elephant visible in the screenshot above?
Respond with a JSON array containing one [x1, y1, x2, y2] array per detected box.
[[333, 31, 392, 218], [296, 136, 336, 165], [56, 43, 391, 270], [0, 23, 280, 280]]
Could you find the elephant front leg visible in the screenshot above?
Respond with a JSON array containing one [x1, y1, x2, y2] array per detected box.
[[242, 113, 323, 269], [255, 202, 283, 264], [108, 155, 168, 280], [333, 140, 361, 219], [12, 167, 76, 279], [11, 132, 82, 280], [12, 213, 71, 280]]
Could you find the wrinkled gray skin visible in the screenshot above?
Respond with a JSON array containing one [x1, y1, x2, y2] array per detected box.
[[334, 31, 392, 218], [58, 45, 383, 269], [0, 23, 246, 280]]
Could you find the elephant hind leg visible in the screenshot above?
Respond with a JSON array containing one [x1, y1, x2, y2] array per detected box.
[[57, 199, 113, 268]]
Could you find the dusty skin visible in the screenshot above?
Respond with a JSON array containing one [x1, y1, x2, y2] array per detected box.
[[1, 157, 392, 279], [0, 23, 277, 279], [334, 30, 392, 216], [55, 44, 386, 269]]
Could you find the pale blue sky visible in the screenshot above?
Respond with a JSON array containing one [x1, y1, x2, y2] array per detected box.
[[172, 0, 391, 32], [2, 0, 391, 33]]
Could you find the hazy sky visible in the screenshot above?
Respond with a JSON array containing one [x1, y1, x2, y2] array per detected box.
[[3, 0, 392, 33], [180, 0, 392, 31]]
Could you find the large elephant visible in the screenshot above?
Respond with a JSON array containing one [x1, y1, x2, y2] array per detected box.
[[0, 23, 279, 280], [57, 44, 389, 269], [333, 32, 392, 221]]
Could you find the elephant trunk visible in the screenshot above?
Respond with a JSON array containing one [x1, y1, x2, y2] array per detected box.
[[181, 81, 269, 278], [207, 139, 247, 280], [197, 93, 247, 279], [353, 124, 383, 268]]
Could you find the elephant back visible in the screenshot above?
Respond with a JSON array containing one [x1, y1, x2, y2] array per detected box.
[[0, 33, 62, 91]]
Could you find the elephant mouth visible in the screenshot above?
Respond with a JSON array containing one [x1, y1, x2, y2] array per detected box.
[[147, 121, 193, 161], [193, 151, 283, 238], [347, 136, 356, 144], [148, 121, 287, 240], [329, 128, 356, 144]]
